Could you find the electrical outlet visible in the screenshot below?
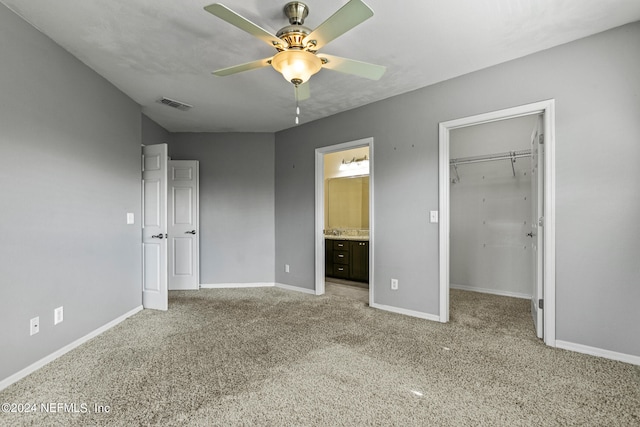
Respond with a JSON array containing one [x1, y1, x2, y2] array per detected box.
[[54, 306, 63, 325], [30, 317, 39, 336], [391, 278, 398, 290], [285, 264, 290, 273]]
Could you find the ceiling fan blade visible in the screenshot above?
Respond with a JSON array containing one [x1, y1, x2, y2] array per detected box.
[[303, 0, 374, 50], [212, 57, 273, 76], [296, 82, 310, 101], [319, 54, 386, 80], [204, 4, 284, 49]]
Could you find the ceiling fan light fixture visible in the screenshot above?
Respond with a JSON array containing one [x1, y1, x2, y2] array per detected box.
[[271, 49, 322, 85]]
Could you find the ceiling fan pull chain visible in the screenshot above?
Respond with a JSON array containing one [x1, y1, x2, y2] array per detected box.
[[295, 86, 300, 125]]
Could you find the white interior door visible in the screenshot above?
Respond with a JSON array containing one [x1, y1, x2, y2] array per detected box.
[[142, 144, 168, 310], [168, 160, 199, 290], [530, 116, 544, 338]]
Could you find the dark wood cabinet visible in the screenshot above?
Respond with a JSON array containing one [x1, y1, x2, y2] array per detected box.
[[325, 239, 368, 282], [325, 242, 333, 277], [350, 241, 369, 282]]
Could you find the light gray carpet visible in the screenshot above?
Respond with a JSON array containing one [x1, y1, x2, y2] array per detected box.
[[1, 288, 638, 426]]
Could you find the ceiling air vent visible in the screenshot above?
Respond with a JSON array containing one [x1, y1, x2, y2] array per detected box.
[[157, 97, 193, 111]]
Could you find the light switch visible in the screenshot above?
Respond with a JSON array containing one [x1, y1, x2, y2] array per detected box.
[[127, 213, 135, 225], [430, 210, 439, 223]]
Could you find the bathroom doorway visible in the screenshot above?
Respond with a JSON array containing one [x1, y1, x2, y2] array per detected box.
[[325, 146, 370, 302], [315, 138, 374, 305]]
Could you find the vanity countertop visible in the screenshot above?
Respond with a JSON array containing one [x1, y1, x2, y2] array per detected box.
[[324, 235, 369, 241]]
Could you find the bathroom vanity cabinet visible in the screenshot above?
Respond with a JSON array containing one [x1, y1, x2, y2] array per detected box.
[[325, 239, 369, 282]]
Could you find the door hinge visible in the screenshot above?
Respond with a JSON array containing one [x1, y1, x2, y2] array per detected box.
[[538, 299, 544, 310], [539, 133, 545, 144], [538, 217, 544, 227]]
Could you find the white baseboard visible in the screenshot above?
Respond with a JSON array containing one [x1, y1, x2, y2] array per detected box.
[[556, 340, 640, 366], [199, 282, 316, 295], [168, 285, 199, 291], [370, 302, 441, 322], [0, 305, 143, 392], [274, 282, 316, 295], [200, 283, 275, 289], [450, 283, 531, 300]]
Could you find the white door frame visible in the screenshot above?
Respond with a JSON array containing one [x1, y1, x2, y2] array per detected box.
[[315, 137, 374, 306], [438, 100, 556, 346]]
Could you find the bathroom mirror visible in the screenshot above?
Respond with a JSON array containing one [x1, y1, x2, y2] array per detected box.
[[326, 176, 369, 230]]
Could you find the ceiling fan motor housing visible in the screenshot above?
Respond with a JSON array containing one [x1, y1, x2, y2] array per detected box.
[[277, 2, 313, 49], [283, 1, 308, 25], [276, 25, 311, 49]]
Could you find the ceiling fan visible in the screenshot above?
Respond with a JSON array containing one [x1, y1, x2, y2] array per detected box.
[[203, 0, 386, 100]]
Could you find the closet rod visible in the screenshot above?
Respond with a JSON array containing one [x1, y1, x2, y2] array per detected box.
[[450, 149, 532, 166]]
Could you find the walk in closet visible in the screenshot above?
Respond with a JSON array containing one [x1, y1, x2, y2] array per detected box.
[[449, 115, 540, 299]]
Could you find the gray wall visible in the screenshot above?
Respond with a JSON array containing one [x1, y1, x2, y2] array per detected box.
[[275, 22, 640, 357], [142, 114, 171, 146], [168, 133, 275, 284], [0, 4, 142, 382]]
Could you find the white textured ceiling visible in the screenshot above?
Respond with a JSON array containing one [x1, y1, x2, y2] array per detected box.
[[3, 0, 639, 132]]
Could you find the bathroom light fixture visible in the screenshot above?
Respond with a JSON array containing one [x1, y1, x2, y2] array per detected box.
[[339, 156, 369, 174]]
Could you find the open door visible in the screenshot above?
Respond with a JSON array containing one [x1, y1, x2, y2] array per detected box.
[[530, 116, 544, 338], [168, 160, 200, 290], [142, 144, 168, 310]]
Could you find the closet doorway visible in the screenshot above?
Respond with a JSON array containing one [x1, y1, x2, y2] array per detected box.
[[438, 101, 556, 346], [142, 143, 200, 312], [450, 115, 538, 325]]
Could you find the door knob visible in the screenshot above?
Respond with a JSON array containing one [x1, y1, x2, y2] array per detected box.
[[185, 230, 196, 235], [151, 234, 164, 239]]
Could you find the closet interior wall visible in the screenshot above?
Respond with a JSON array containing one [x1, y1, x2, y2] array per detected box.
[[449, 115, 539, 299]]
